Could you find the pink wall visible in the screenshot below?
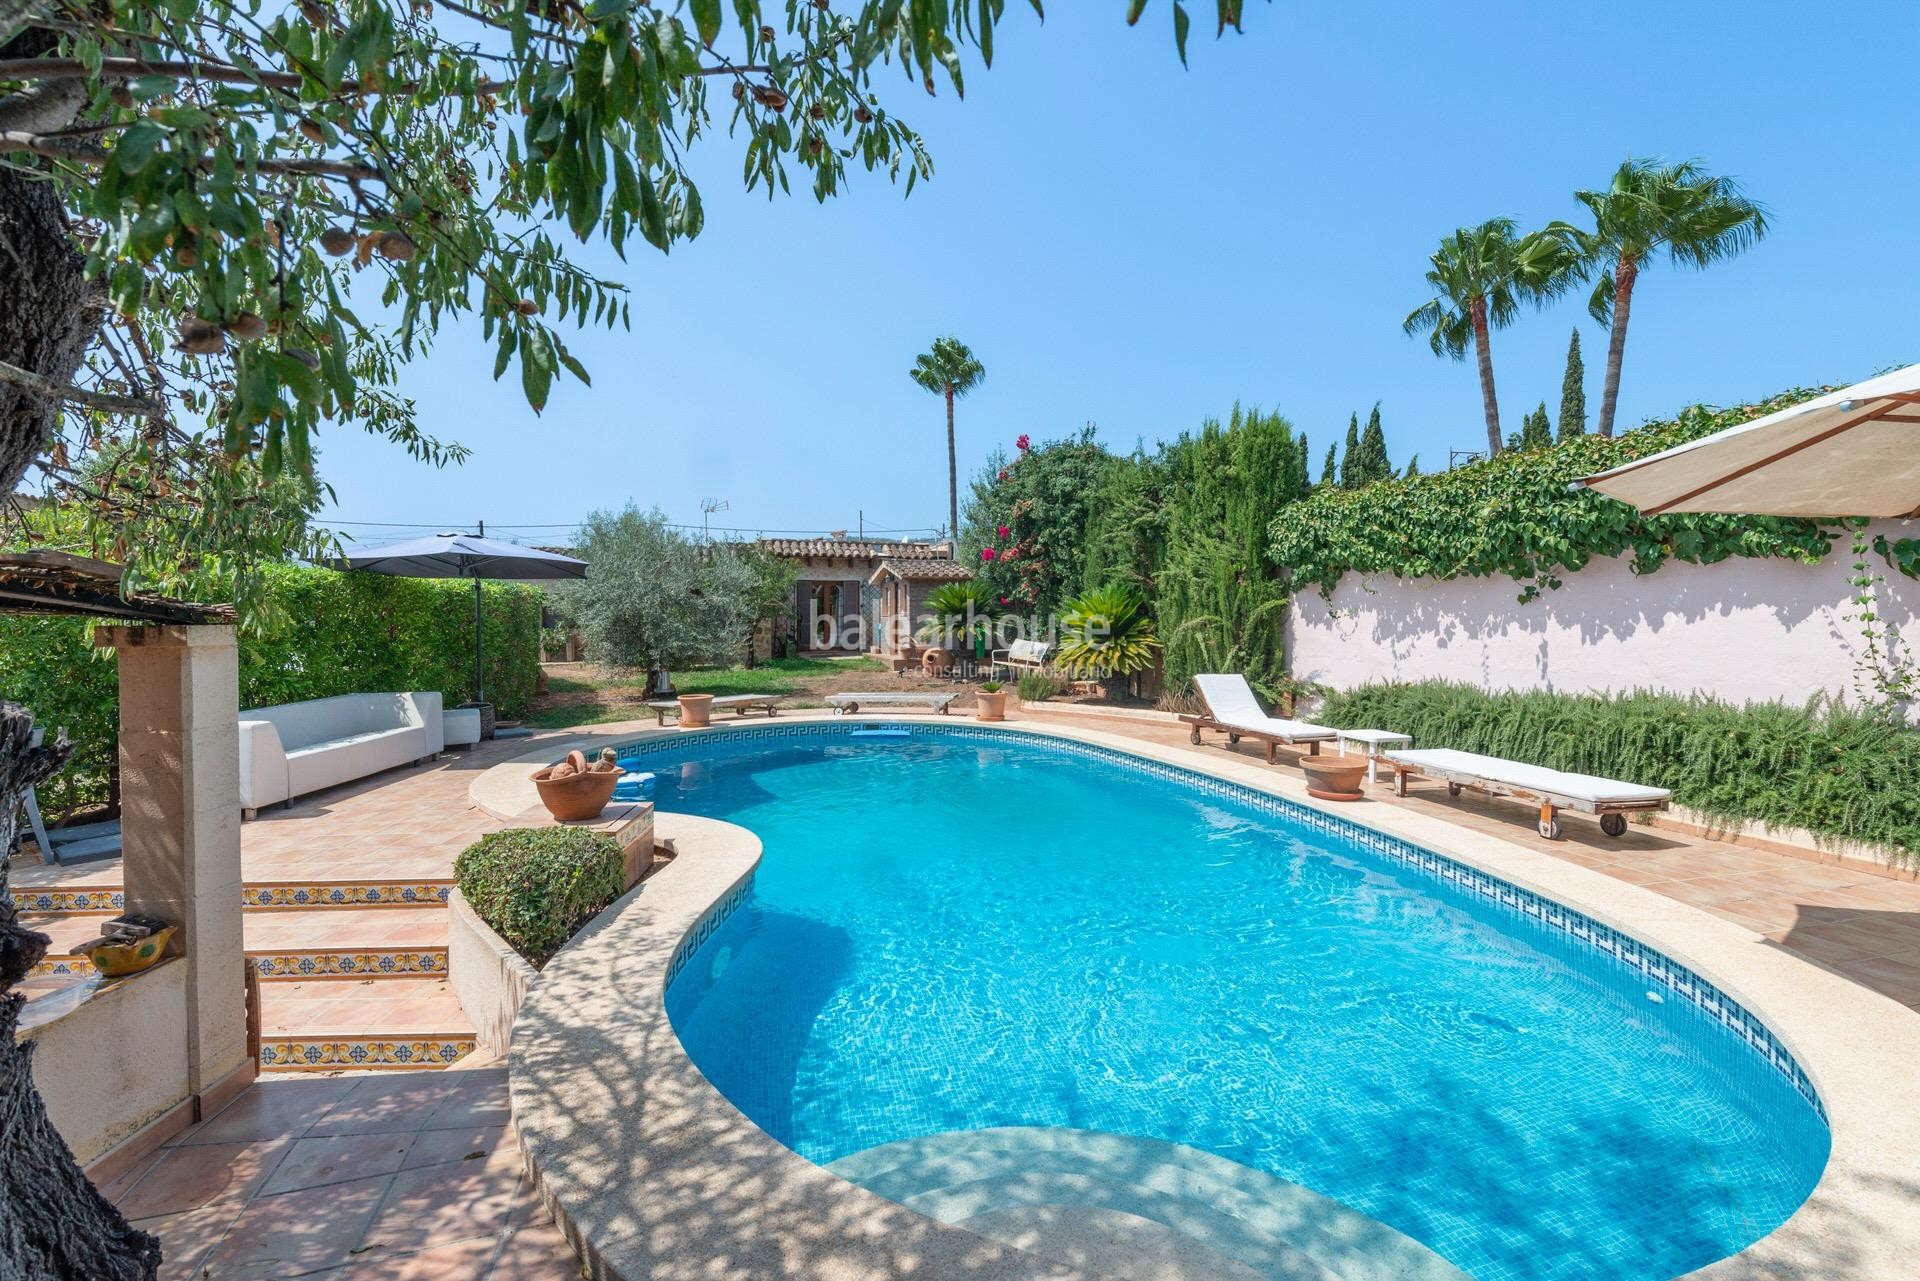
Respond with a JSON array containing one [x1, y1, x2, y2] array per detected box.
[[1286, 520, 1920, 708]]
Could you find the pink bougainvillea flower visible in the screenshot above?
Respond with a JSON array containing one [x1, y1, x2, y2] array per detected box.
[[1002, 547, 1017, 560], [996, 525, 1010, 540], [981, 548, 996, 561], [1000, 596, 1009, 606], [1015, 434, 1031, 451], [996, 469, 1009, 482]]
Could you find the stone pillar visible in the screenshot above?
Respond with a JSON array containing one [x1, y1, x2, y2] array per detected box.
[[95, 624, 250, 1110]]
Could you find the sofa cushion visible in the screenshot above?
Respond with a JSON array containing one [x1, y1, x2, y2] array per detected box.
[[285, 725, 426, 797]]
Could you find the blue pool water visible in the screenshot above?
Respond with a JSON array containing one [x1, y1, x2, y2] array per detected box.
[[651, 726, 1828, 1281]]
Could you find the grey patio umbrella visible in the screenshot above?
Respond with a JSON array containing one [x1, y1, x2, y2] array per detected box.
[[1576, 363, 1920, 517], [332, 530, 586, 708]]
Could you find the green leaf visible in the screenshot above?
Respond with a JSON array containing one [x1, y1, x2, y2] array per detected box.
[[113, 120, 165, 175], [690, 0, 722, 45], [1126, 0, 1147, 24], [1172, 2, 1190, 64]]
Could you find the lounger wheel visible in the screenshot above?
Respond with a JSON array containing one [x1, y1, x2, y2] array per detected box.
[[1539, 817, 1562, 840], [1600, 812, 1627, 838], [1447, 782, 1462, 798], [1189, 727, 1201, 745], [1227, 733, 1241, 745]]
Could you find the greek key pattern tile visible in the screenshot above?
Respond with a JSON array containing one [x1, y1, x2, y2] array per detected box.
[[664, 879, 752, 990], [243, 882, 453, 909], [249, 949, 449, 979], [632, 721, 1825, 1119], [259, 1037, 476, 1071], [9, 888, 124, 914]]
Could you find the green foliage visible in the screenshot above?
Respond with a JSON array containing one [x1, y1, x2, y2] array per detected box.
[[1403, 454, 1421, 478], [1557, 329, 1588, 440], [566, 507, 767, 671], [453, 827, 626, 967], [1316, 681, 1920, 863], [1057, 585, 1161, 679], [1153, 405, 1305, 694], [1016, 672, 1058, 702], [1318, 442, 1337, 488], [1519, 402, 1553, 450], [0, 618, 118, 820], [919, 580, 997, 647], [1338, 413, 1362, 488], [1, 563, 540, 818], [3, 2, 1252, 616], [1354, 404, 1391, 484], [962, 427, 1113, 619], [1269, 388, 1842, 603], [978, 680, 1004, 693]]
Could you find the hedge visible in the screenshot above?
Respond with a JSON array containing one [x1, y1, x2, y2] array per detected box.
[[1269, 389, 1843, 603], [453, 827, 626, 966], [1316, 681, 1920, 863], [0, 562, 541, 819]]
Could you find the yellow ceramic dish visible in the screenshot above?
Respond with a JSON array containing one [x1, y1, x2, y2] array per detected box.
[[82, 926, 175, 978]]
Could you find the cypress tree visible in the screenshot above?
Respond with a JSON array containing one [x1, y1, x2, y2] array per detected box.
[[1521, 401, 1553, 450], [1292, 434, 1311, 496], [1404, 454, 1421, 477], [1319, 441, 1338, 488], [1558, 329, 1587, 441], [1355, 402, 1390, 483], [1338, 412, 1362, 488]]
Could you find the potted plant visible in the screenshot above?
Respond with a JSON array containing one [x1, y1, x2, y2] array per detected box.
[[677, 693, 714, 727], [920, 580, 996, 663], [975, 680, 1008, 721]]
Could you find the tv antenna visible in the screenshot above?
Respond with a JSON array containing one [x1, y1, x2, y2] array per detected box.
[[699, 498, 730, 537]]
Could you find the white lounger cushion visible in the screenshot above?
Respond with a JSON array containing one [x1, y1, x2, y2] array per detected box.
[[238, 691, 442, 810], [1385, 749, 1670, 807], [1192, 674, 1338, 741]]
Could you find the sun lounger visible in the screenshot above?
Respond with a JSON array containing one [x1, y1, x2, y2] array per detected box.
[[1179, 674, 1340, 763], [1381, 748, 1670, 840], [828, 692, 958, 715], [647, 695, 782, 726]]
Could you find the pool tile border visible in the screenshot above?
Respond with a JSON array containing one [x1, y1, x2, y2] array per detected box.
[[624, 721, 1825, 1121]]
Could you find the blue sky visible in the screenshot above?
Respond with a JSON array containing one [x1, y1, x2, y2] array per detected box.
[[319, 0, 1919, 547]]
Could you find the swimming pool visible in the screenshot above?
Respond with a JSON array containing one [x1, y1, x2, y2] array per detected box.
[[647, 724, 1828, 1281]]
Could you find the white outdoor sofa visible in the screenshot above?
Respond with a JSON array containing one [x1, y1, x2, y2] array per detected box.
[[238, 691, 444, 817], [1380, 748, 1671, 840], [989, 639, 1051, 677], [1179, 674, 1340, 763]]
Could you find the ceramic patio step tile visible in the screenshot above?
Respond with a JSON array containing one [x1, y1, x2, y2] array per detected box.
[[256, 973, 477, 1073], [241, 878, 453, 910], [20, 912, 108, 977], [244, 905, 450, 981]]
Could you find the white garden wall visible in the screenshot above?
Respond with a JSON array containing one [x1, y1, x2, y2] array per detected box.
[[1286, 520, 1920, 708]]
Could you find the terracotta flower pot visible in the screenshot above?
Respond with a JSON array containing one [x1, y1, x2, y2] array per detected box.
[[921, 647, 951, 677], [677, 694, 715, 727], [975, 690, 1008, 722], [1300, 756, 1368, 802], [532, 750, 621, 821]]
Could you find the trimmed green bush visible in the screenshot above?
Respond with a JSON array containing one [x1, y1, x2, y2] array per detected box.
[[1316, 681, 1920, 862], [453, 827, 626, 966], [0, 562, 541, 820]]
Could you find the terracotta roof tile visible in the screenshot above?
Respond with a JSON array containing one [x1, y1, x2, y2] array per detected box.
[[758, 538, 952, 559], [871, 559, 973, 582]]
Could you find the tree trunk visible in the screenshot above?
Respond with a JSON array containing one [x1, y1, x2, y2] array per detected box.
[[1470, 297, 1502, 456], [944, 384, 958, 542], [1595, 253, 1637, 438]]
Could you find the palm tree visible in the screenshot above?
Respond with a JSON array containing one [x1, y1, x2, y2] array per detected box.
[[909, 336, 987, 541], [1404, 219, 1574, 456], [1554, 158, 1768, 438]]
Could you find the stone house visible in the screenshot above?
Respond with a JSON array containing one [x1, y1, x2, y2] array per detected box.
[[756, 535, 970, 657]]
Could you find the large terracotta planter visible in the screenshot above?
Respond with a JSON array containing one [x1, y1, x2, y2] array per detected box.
[[975, 690, 1008, 722], [1300, 756, 1368, 802], [532, 750, 620, 821], [677, 694, 714, 728], [921, 648, 952, 677]]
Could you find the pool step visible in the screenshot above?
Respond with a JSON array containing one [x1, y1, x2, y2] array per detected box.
[[826, 1128, 1469, 1281]]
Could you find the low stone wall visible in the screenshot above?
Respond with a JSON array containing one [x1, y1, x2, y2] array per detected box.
[[25, 959, 191, 1166], [448, 888, 539, 1061]]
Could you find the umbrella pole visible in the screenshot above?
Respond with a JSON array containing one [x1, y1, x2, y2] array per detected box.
[[472, 574, 485, 705]]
